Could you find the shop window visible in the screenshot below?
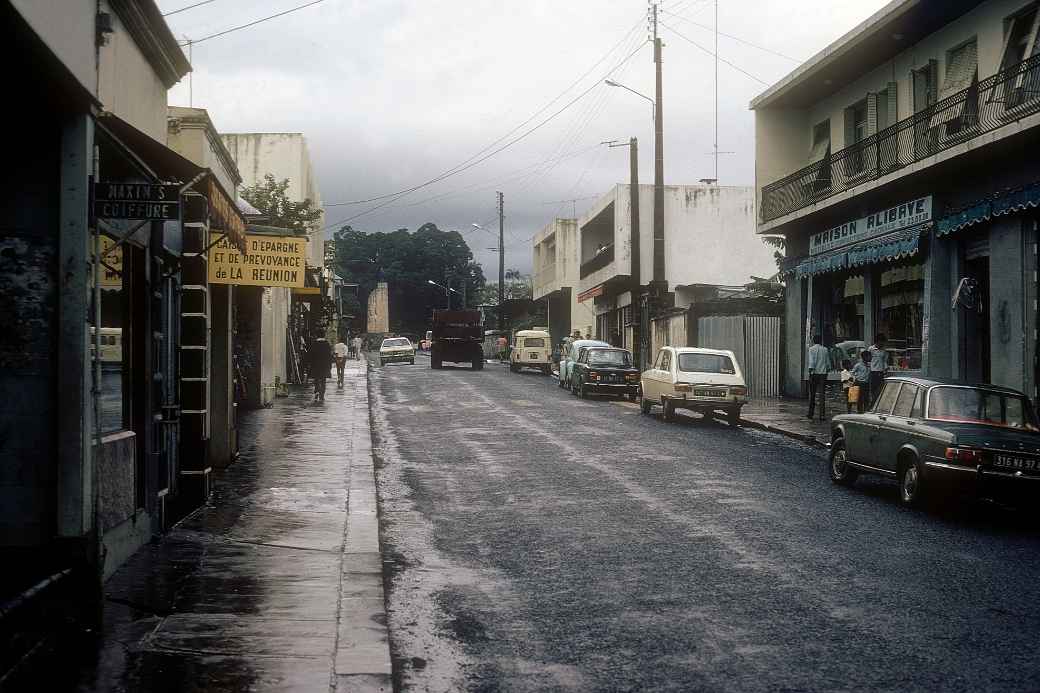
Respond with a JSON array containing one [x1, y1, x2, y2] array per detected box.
[[880, 262, 925, 371], [95, 234, 130, 432], [828, 274, 865, 345]]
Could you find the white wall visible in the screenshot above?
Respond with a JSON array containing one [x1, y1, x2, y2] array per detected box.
[[97, 0, 169, 142], [11, 0, 96, 97], [166, 108, 241, 196], [221, 133, 326, 268]]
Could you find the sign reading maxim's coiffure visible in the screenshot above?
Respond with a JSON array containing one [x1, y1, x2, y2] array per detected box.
[[208, 233, 307, 288], [809, 196, 932, 256], [94, 182, 181, 221]]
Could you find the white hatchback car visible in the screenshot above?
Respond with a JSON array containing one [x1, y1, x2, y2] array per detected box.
[[379, 337, 415, 366], [640, 347, 748, 425]]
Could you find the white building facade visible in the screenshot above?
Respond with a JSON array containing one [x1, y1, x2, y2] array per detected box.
[[532, 218, 597, 347]]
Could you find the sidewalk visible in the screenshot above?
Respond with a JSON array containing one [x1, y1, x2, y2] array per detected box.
[[740, 383, 854, 446], [74, 362, 390, 692]]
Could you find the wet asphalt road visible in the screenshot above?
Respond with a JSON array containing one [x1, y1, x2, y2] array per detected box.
[[371, 355, 1040, 692]]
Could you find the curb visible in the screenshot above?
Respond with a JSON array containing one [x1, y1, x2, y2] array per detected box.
[[738, 415, 829, 448], [333, 365, 393, 692]]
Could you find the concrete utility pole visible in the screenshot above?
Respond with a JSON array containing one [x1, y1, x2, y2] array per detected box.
[[652, 2, 665, 286], [497, 191, 504, 330]]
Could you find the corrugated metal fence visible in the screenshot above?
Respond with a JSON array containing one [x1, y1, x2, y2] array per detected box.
[[697, 315, 781, 399]]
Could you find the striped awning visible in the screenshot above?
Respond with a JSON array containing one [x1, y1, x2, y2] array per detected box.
[[787, 224, 925, 279], [936, 181, 1040, 236]]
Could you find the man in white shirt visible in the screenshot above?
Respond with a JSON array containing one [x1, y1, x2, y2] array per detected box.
[[352, 335, 363, 360], [334, 340, 348, 386], [806, 334, 832, 421], [868, 333, 888, 407]]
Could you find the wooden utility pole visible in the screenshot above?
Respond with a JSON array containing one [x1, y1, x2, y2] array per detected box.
[[497, 191, 504, 330], [652, 2, 665, 286]]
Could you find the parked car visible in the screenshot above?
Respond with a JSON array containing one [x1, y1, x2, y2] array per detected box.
[[379, 337, 415, 366], [570, 347, 639, 399], [558, 339, 610, 388], [639, 347, 748, 425], [829, 376, 1040, 507], [510, 329, 552, 374]]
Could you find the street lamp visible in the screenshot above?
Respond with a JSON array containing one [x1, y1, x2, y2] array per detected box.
[[427, 279, 457, 309], [605, 79, 655, 116]]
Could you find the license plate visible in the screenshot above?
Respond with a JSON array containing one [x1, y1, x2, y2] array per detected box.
[[530, 353, 539, 359], [993, 454, 1039, 471], [693, 388, 727, 398]]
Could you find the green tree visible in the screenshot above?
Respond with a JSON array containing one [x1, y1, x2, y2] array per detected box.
[[333, 223, 486, 334], [241, 174, 323, 232]]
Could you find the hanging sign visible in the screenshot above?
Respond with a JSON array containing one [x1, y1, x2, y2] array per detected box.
[[810, 196, 932, 255], [208, 233, 307, 288], [93, 182, 181, 221], [206, 179, 247, 254], [99, 235, 123, 288]]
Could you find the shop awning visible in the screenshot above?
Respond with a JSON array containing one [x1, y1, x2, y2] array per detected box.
[[95, 112, 247, 254], [936, 180, 1040, 237], [847, 226, 923, 268], [789, 224, 925, 279]]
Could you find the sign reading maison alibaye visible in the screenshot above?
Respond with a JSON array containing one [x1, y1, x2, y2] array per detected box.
[[208, 233, 307, 288], [94, 182, 181, 221], [809, 196, 932, 256]]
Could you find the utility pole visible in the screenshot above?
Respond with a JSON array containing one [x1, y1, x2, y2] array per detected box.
[[497, 191, 504, 330], [651, 2, 665, 287]]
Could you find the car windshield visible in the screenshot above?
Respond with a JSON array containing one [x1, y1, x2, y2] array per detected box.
[[927, 386, 1040, 431], [382, 338, 410, 348], [677, 353, 735, 374], [587, 349, 630, 366]]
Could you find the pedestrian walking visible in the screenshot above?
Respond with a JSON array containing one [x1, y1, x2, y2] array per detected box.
[[868, 333, 888, 407], [334, 339, 348, 387], [806, 334, 831, 421], [352, 335, 363, 360], [308, 333, 334, 402], [852, 349, 871, 413]]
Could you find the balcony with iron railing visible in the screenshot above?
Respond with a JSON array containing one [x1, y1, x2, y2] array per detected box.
[[760, 53, 1040, 224], [580, 243, 614, 279]]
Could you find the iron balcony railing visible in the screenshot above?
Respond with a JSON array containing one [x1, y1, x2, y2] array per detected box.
[[579, 244, 614, 279], [761, 53, 1040, 223]]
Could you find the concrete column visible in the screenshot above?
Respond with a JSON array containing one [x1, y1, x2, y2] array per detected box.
[[989, 218, 1026, 391], [923, 235, 954, 378], [209, 283, 233, 468], [784, 276, 806, 396], [57, 113, 94, 539]]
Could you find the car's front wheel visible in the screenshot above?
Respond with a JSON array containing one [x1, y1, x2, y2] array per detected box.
[[579, 381, 588, 399], [662, 399, 676, 422], [899, 457, 926, 508], [829, 439, 858, 486], [640, 397, 652, 415]]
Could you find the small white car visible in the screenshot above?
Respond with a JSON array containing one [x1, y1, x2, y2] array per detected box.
[[509, 330, 552, 374], [379, 337, 415, 366], [640, 347, 748, 425]]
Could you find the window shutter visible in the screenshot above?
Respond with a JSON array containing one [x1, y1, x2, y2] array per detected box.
[[866, 92, 878, 136], [886, 82, 898, 127], [844, 106, 856, 148], [928, 59, 939, 105], [940, 41, 977, 100]]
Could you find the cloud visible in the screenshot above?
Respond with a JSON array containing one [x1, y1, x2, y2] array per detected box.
[[159, 0, 890, 273]]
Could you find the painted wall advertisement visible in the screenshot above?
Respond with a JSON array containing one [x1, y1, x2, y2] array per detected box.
[[208, 233, 307, 288]]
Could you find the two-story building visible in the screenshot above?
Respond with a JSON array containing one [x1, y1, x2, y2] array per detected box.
[[754, 0, 1040, 399], [532, 218, 597, 347], [573, 184, 775, 361]]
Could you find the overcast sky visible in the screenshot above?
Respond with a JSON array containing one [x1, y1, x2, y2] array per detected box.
[[157, 0, 890, 274]]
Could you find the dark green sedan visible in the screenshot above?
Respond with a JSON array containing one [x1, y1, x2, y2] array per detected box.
[[829, 376, 1040, 507], [570, 347, 640, 400]]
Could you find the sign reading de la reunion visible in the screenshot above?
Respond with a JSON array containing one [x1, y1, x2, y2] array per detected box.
[[94, 182, 181, 221]]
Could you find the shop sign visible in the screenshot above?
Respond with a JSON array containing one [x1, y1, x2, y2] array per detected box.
[[93, 182, 181, 221], [208, 233, 307, 288], [99, 235, 123, 288], [810, 196, 932, 256], [206, 179, 247, 254]]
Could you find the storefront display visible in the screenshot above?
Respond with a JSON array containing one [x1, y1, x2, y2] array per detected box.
[[879, 262, 925, 371]]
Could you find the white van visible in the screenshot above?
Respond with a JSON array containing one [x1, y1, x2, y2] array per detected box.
[[509, 330, 552, 374]]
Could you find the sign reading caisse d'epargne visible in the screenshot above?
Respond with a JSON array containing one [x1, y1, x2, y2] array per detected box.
[[93, 182, 181, 221]]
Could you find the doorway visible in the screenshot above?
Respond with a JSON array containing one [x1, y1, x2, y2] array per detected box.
[[961, 253, 990, 383]]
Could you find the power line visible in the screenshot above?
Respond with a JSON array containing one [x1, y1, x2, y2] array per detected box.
[[163, 0, 219, 17], [321, 40, 648, 231], [659, 22, 769, 85], [324, 15, 646, 208], [660, 9, 801, 62], [178, 0, 324, 46]]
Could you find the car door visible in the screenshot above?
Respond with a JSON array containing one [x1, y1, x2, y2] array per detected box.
[[863, 381, 901, 467], [643, 349, 666, 401], [875, 382, 919, 472]]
